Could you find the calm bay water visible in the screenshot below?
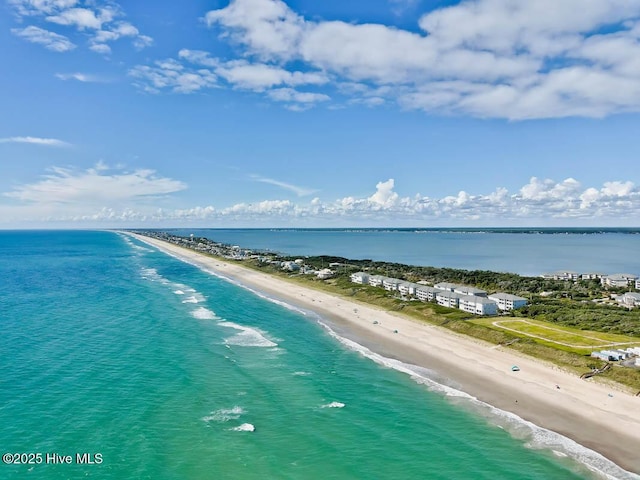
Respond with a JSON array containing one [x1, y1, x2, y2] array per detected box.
[[1, 230, 636, 479], [170, 228, 640, 276]]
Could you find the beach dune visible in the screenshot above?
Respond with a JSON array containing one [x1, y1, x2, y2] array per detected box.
[[131, 233, 640, 475]]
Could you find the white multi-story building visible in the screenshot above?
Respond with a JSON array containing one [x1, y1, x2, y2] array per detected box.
[[620, 292, 640, 307], [350, 272, 370, 284], [459, 296, 499, 315], [601, 273, 639, 288], [415, 286, 438, 302], [454, 286, 487, 297], [398, 281, 419, 296], [488, 293, 528, 311], [434, 282, 460, 292], [383, 278, 402, 291], [368, 275, 386, 287], [541, 271, 580, 281], [636, 279, 640, 290], [436, 291, 464, 308]]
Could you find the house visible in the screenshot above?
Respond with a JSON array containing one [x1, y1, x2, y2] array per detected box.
[[415, 286, 438, 302], [601, 273, 639, 288], [316, 268, 334, 279], [488, 293, 528, 311], [434, 282, 460, 292], [398, 281, 420, 296], [436, 291, 464, 308], [350, 272, 370, 285], [282, 261, 300, 272], [454, 286, 487, 297], [459, 296, 498, 315], [383, 278, 402, 292]]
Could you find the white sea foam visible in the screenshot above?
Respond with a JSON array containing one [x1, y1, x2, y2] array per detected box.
[[182, 292, 205, 304], [293, 371, 311, 376], [220, 321, 278, 348], [321, 402, 345, 409], [191, 307, 218, 320], [202, 406, 244, 423], [317, 320, 639, 480], [173, 290, 185, 295], [230, 423, 255, 432]]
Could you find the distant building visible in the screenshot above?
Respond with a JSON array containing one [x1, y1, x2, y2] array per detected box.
[[636, 279, 640, 290], [601, 273, 639, 288], [454, 286, 487, 297], [316, 268, 334, 280], [581, 273, 603, 280], [459, 296, 498, 315], [415, 286, 438, 302], [368, 275, 386, 287], [488, 293, 528, 311], [436, 291, 464, 308], [398, 281, 420, 297], [541, 271, 580, 281], [282, 261, 300, 272], [434, 282, 460, 292], [383, 278, 402, 292], [350, 272, 370, 284], [620, 292, 640, 307]]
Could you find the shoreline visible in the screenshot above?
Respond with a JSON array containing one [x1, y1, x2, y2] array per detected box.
[[128, 232, 640, 476]]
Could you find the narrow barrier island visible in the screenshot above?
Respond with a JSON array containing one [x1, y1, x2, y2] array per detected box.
[[135, 230, 640, 391]]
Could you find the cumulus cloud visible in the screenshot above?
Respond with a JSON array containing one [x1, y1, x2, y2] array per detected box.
[[3, 173, 640, 226], [190, 0, 640, 119], [131, 49, 330, 109], [0, 136, 71, 147], [9, 0, 152, 53], [11, 25, 76, 52]]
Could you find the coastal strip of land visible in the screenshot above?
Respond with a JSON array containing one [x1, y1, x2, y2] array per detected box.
[[129, 232, 640, 475]]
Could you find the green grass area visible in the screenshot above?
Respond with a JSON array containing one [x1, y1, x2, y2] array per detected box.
[[475, 318, 640, 351]]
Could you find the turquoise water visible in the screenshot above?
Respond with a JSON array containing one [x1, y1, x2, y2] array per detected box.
[[170, 228, 640, 276], [0, 231, 633, 479]]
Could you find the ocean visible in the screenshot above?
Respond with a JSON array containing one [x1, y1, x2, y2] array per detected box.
[[169, 228, 640, 277], [0, 230, 637, 479]]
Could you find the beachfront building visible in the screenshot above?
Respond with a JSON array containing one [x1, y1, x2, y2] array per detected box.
[[398, 281, 420, 297], [368, 275, 387, 287], [459, 296, 499, 316], [620, 292, 640, 307], [316, 268, 334, 279], [488, 293, 528, 311], [282, 261, 301, 272], [415, 286, 438, 302], [636, 279, 640, 290], [454, 286, 487, 297], [383, 278, 402, 292], [601, 273, 639, 288], [436, 291, 464, 308], [434, 282, 460, 292], [350, 272, 370, 285]]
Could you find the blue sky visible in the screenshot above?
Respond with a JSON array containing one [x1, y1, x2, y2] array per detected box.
[[1, 0, 640, 228]]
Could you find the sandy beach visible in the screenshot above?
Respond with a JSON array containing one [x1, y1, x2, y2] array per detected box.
[[130, 233, 640, 475]]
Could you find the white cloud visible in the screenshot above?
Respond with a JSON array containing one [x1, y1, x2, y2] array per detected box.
[[197, 0, 640, 119], [3, 173, 639, 226], [4, 164, 186, 205], [9, 0, 152, 53], [0, 136, 71, 147], [129, 61, 218, 94], [250, 175, 318, 196], [55, 72, 103, 82], [11, 25, 76, 52]]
